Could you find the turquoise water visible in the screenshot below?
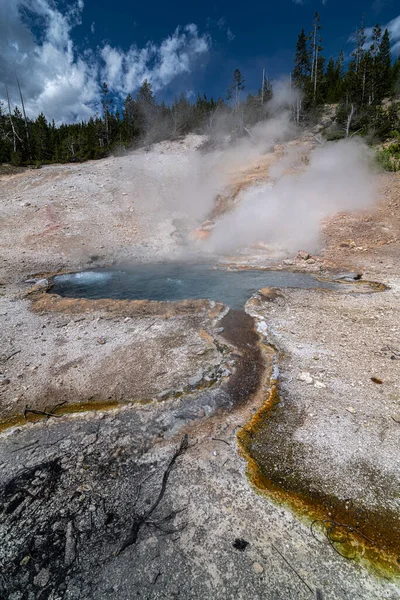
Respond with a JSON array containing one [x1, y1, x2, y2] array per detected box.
[[50, 263, 338, 309]]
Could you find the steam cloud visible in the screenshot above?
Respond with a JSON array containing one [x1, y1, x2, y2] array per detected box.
[[115, 80, 376, 260], [161, 84, 300, 225], [206, 139, 376, 255]]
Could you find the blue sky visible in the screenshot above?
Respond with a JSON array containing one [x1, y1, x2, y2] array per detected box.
[[1, 0, 399, 122], [77, 0, 400, 99]]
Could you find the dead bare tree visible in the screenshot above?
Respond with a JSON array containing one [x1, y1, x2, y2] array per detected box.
[[5, 86, 22, 154], [16, 75, 31, 158], [346, 104, 355, 138], [261, 68, 265, 105], [310, 12, 321, 101]]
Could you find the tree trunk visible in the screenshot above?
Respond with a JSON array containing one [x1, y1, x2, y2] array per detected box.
[[311, 22, 317, 82], [346, 104, 355, 138], [362, 67, 366, 104], [261, 68, 265, 105], [5, 86, 20, 154], [16, 76, 31, 158], [314, 48, 318, 99]]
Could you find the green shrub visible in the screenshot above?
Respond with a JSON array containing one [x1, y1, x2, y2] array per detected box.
[[10, 151, 22, 167], [376, 146, 400, 171], [324, 128, 346, 141]]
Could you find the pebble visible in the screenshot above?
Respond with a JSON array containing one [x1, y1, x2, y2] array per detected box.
[[252, 562, 264, 574], [33, 568, 50, 588], [60, 439, 72, 450], [219, 367, 232, 377], [188, 369, 204, 387], [314, 381, 326, 389], [65, 521, 76, 567], [297, 250, 311, 260], [33, 278, 48, 289], [299, 372, 313, 384], [81, 433, 97, 446]]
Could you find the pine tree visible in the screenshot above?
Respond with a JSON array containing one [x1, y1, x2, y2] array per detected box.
[[136, 80, 160, 141], [32, 113, 50, 162], [369, 24, 382, 104], [84, 117, 101, 159], [336, 50, 345, 80], [293, 29, 311, 89], [227, 69, 245, 110], [122, 93, 140, 141], [333, 50, 345, 101], [352, 18, 366, 74], [343, 58, 356, 106], [0, 101, 12, 162], [392, 56, 400, 96], [347, 17, 369, 106], [171, 93, 194, 135], [377, 29, 391, 100], [101, 82, 113, 146], [136, 79, 155, 106]]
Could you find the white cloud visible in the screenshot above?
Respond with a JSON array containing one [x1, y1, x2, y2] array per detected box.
[[0, 1, 211, 123], [0, 0, 98, 122], [226, 28, 235, 42], [100, 25, 210, 95], [385, 15, 400, 55], [215, 17, 235, 42], [90, 21, 95, 34]]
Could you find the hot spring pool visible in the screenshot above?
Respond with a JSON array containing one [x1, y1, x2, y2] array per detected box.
[[50, 263, 343, 309]]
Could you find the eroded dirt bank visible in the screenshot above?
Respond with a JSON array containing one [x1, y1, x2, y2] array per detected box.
[[1, 136, 400, 599]]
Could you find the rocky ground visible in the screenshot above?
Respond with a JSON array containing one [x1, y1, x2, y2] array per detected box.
[[0, 134, 399, 599]]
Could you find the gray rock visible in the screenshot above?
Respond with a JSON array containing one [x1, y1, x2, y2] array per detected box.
[[252, 562, 264, 574], [219, 367, 232, 378], [299, 372, 313, 384], [157, 389, 172, 400], [188, 369, 204, 387], [296, 250, 311, 260], [64, 521, 76, 567], [33, 278, 49, 289], [9, 593, 24, 600], [314, 381, 326, 389], [337, 272, 362, 281], [81, 433, 97, 447], [33, 568, 50, 588]]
